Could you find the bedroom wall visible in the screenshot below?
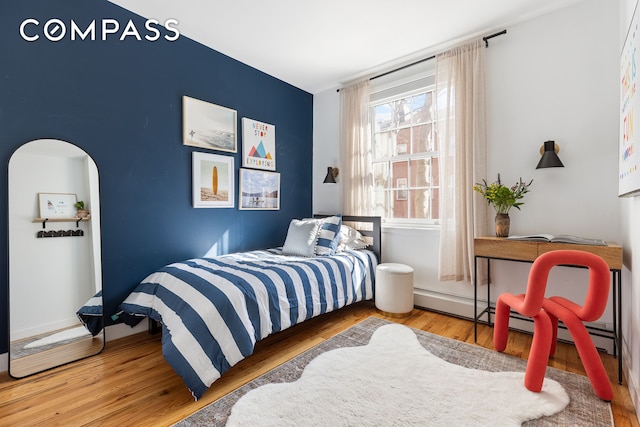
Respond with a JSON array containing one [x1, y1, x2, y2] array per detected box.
[[0, 0, 314, 357], [314, 0, 621, 342]]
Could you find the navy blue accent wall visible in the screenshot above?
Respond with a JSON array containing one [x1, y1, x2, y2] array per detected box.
[[0, 1, 313, 353]]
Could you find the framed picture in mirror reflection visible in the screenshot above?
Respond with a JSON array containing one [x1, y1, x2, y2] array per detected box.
[[37, 192, 77, 218]]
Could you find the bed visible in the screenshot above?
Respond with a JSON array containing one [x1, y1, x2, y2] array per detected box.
[[119, 215, 381, 399]]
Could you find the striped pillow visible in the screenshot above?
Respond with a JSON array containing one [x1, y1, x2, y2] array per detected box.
[[315, 214, 342, 256]]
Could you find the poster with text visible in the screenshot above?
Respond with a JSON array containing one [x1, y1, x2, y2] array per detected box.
[[620, 3, 640, 196], [242, 117, 276, 171]]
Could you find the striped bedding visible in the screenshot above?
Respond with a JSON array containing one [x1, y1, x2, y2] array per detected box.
[[76, 290, 103, 336], [119, 247, 377, 400]]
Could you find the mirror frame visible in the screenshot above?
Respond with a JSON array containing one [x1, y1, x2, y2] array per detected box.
[[7, 138, 104, 378]]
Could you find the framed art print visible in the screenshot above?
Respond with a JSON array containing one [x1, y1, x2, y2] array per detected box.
[[192, 152, 234, 208], [242, 117, 275, 170], [620, 2, 640, 196], [183, 96, 237, 153], [38, 193, 77, 218], [239, 168, 280, 210]]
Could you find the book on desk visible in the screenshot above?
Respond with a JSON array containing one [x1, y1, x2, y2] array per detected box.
[[506, 234, 607, 246]]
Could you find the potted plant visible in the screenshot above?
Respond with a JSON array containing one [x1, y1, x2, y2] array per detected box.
[[74, 200, 89, 219], [473, 174, 532, 237]]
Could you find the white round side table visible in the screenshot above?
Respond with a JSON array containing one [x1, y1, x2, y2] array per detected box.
[[375, 263, 414, 317]]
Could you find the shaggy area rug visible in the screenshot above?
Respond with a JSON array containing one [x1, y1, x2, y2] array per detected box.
[[175, 317, 613, 427]]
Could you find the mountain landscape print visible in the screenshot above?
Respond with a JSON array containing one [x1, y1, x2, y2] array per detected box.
[[239, 168, 280, 210]]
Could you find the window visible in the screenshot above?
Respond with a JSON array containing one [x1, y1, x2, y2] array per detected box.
[[371, 86, 439, 226]]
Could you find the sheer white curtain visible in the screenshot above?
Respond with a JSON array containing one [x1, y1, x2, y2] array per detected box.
[[436, 39, 488, 282], [339, 81, 373, 215]]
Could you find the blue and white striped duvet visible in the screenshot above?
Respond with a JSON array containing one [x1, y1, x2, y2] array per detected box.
[[120, 248, 377, 400]]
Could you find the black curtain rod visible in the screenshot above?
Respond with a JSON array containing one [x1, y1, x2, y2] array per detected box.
[[337, 29, 507, 91]]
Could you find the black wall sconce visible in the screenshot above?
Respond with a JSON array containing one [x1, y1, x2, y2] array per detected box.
[[536, 140, 564, 169], [323, 167, 339, 183]]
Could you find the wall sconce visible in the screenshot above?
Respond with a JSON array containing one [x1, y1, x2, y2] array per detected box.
[[536, 140, 564, 169], [323, 167, 339, 183]]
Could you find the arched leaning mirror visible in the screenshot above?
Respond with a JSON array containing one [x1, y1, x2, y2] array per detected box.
[[8, 139, 104, 378]]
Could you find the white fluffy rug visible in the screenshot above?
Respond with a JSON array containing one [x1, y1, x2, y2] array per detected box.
[[226, 324, 569, 427]]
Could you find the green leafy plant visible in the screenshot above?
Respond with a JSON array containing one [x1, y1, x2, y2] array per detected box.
[[74, 200, 85, 210], [473, 174, 533, 214]]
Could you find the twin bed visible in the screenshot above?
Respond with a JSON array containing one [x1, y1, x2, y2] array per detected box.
[[120, 215, 381, 399]]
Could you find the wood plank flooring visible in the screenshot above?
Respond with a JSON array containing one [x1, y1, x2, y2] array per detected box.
[[0, 302, 637, 426]]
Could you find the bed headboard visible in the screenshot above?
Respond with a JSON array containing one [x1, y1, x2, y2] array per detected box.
[[313, 215, 382, 262]]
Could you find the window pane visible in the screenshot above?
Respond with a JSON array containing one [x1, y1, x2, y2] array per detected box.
[[373, 163, 390, 190], [431, 188, 440, 220], [395, 128, 410, 156], [391, 161, 408, 186], [373, 190, 388, 218], [374, 103, 392, 132], [412, 123, 434, 154], [410, 189, 430, 219], [412, 92, 433, 124], [374, 131, 393, 159], [394, 98, 411, 128], [391, 190, 408, 219], [431, 156, 440, 186], [409, 158, 430, 187]]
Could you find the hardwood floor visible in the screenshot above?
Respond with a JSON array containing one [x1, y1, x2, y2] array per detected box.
[[1, 302, 638, 426]]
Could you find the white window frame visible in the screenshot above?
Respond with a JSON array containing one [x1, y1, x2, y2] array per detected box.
[[370, 74, 439, 229]]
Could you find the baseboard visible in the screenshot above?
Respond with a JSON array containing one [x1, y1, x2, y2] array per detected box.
[[413, 288, 614, 354], [104, 319, 148, 342], [623, 341, 640, 419], [413, 288, 477, 318], [0, 352, 7, 373], [0, 321, 147, 374]]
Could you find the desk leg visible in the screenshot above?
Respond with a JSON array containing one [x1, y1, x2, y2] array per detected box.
[[615, 270, 622, 384], [474, 256, 478, 342], [487, 259, 491, 327], [474, 257, 492, 344]]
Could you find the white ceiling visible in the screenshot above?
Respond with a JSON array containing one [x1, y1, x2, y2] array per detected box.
[[108, 0, 585, 94]]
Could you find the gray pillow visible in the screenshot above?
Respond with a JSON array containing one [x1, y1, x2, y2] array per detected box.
[[282, 219, 320, 257]]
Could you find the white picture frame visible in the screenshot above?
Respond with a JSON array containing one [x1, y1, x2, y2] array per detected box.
[[620, 2, 640, 197], [183, 96, 237, 153], [38, 193, 77, 218], [192, 152, 235, 208], [239, 168, 280, 210], [242, 117, 276, 170]]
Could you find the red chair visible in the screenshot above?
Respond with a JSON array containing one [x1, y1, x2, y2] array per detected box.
[[493, 251, 556, 392], [541, 250, 613, 401], [493, 249, 613, 401]]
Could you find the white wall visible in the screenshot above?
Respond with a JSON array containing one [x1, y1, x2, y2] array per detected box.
[[314, 0, 634, 405], [313, 89, 342, 216], [9, 146, 94, 340]]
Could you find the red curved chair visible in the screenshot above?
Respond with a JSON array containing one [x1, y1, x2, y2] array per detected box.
[[541, 250, 613, 401], [493, 251, 556, 392], [493, 249, 613, 401]]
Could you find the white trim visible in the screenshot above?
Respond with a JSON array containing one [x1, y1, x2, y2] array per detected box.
[[413, 288, 614, 354], [623, 342, 640, 420]]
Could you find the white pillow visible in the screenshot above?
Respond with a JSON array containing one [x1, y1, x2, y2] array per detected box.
[[337, 225, 369, 251], [282, 219, 321, 257]]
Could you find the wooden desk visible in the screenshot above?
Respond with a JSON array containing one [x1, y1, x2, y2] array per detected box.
[[473, 236, 623, 383]]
